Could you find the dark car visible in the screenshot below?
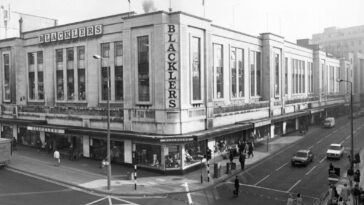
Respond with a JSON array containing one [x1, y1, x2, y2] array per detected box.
[[291, 149, 314, 166]]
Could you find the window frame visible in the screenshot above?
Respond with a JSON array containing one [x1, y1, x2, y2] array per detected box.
[[213, 43, 224, 100], [135, 34, 152, 105], [2, 52, 11, 102]]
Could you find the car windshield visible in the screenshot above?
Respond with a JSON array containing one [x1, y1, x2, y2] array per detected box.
[[329, 145, 341, 150], [324, 120, 331, 123], [295, 152, 307, 157]]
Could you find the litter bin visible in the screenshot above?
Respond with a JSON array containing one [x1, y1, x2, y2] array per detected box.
[[226, 162, 231, 174], [214, 163, 221, 178]]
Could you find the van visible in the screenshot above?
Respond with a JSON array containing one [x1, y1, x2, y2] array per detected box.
[[323, 117, 335, 128]]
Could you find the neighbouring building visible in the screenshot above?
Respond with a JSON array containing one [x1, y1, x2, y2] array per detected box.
[[310, 26, 364, 107], [0, 10, 350, 174]]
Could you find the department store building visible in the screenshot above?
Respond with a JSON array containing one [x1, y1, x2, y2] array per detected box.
[[0, 11, 351, 174]]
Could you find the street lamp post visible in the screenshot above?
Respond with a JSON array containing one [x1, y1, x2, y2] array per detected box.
[[93, 54, 111, 190], [337, 79, 354, 173]]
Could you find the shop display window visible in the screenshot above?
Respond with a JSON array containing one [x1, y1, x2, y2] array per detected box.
[[184, 141, 206, 166], [165, 145, 181, 169], [134, 143, 161, 169]]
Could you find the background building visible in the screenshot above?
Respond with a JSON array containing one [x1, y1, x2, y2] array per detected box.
[[311, 26, 364, 107]]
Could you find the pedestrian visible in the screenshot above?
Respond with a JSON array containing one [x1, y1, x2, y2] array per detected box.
[[239, 153, 246, 170], [329, 163, 334, 171], [234, 176, 240, 197], [11, 136, 17, 151], [353, 184, 361, 205], [359, 187, 364, 205], [296, 193, 304, 205], [68, 144, 74, 161], [229, 150, 234, 163], [248, 142, 254, 158], [354, 169, 361, 183], [341, 183, 349, 203], [286, 193, 294, 205], [53, 150, 60, 166]]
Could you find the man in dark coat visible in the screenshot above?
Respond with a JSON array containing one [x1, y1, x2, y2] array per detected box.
[[239, 153, 246, 170]]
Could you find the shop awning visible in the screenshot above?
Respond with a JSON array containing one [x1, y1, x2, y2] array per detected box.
[[0, 117, 46, 126], [271, 111, 310, 123], [191, 123, 253, 141]]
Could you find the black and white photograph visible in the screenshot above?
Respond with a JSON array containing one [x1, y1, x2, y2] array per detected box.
[[0, 0, 364, 204]]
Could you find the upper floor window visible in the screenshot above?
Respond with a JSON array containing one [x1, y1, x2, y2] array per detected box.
[[213, 44, 223, 99], [285, 57, 288, 95], [115, 41, 123, 57], [191, 36, 201, 101], [250, 51, 261, 97], [28, 52, 44, 101], [77, 46, 86, 101], [274, 53, 280, 96], [101, 43, 110, 58], [230, 47, 244, 98], [137, 36, 150, 102], [3, 53, 10, 101]]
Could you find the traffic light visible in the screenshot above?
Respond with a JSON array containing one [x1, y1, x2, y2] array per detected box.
[[206, 149, 212, 161]]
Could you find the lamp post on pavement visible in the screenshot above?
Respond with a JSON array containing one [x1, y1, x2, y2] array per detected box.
[[93, 54, 111, 190], [337, 79, 354, 173]]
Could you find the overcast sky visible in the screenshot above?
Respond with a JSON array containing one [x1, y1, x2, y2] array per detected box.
[[8, 0, 364, 42]]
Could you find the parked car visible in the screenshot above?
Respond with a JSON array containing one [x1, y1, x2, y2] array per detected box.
[[326, 143, 344, 159], [323, 117, 335, 128], [291, 149, 314, 166]]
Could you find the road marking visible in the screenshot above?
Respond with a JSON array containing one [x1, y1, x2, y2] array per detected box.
[[254, 174, 270, 186], [346, 135, 350, 140], [0, 189, 72, 197], [275, 162, 288, 171], [340, 139, 346, 144], [320, 157, 326, 163], [316, 139, 323, 144], [332, 130, 338, 133], [225, 181, 319, 200], [85, 196, 138, 205], [183, 182, 193, 205], [307, 145, 314, 150], [287, 180, 301, 192], [305, 166, 317, 175]]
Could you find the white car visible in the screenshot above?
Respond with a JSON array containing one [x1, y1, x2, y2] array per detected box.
[[327, 143, 344, 159]]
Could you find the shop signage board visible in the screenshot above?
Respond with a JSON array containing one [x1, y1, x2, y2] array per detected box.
[[39, 24, 103, 44], [254, 120, 271, 128], [27, 126, 65, 134], [165, 24, 179, 108], [160, 137, 195, 143]]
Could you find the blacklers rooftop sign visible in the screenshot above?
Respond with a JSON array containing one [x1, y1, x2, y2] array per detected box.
[[39, 24, 103, 44]]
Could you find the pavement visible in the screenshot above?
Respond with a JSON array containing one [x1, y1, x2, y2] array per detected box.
[[5, 133, 305, 197]]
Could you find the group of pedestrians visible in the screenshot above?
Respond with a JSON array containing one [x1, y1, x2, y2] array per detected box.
[[231, 140, 255, 197]]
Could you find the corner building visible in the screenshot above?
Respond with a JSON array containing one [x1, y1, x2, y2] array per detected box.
[[0, 11, 349, 174]]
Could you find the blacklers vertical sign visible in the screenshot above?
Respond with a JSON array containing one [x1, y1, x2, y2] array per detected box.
[[166, 24, 179, 108]]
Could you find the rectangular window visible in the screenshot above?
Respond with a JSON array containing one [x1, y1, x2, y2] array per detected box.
[[66, 48, 74, 100], [191, 37, 201, 101], [302, 61, 305, 93], [28, 53, 35, 100], [285, 57, 288, 94], [250, 51, 256, 96], [101, 67, 109, 101], [37, 51, 44, 100], [274, 53, 280, 96], [78, 69, 86, 101], [295, 60, 299, 94], [101, 43, 110, 58], [231, 48, 237, 98], [291, 60, 295, 94], [237, 48, 244, 97], [56, 70, 64, 100], [77, 46, 86, 101], [137, 36, 150, 102], [115, 41, 123, 56], [256, 52, 261, 96], [298, 61, 301, 93], [213, 44, 223, 99], [28, 72, 35, 100], [115, 66, 123, 101]]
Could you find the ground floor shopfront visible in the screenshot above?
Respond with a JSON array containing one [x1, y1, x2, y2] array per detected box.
[[0, 109, 332, 174]]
